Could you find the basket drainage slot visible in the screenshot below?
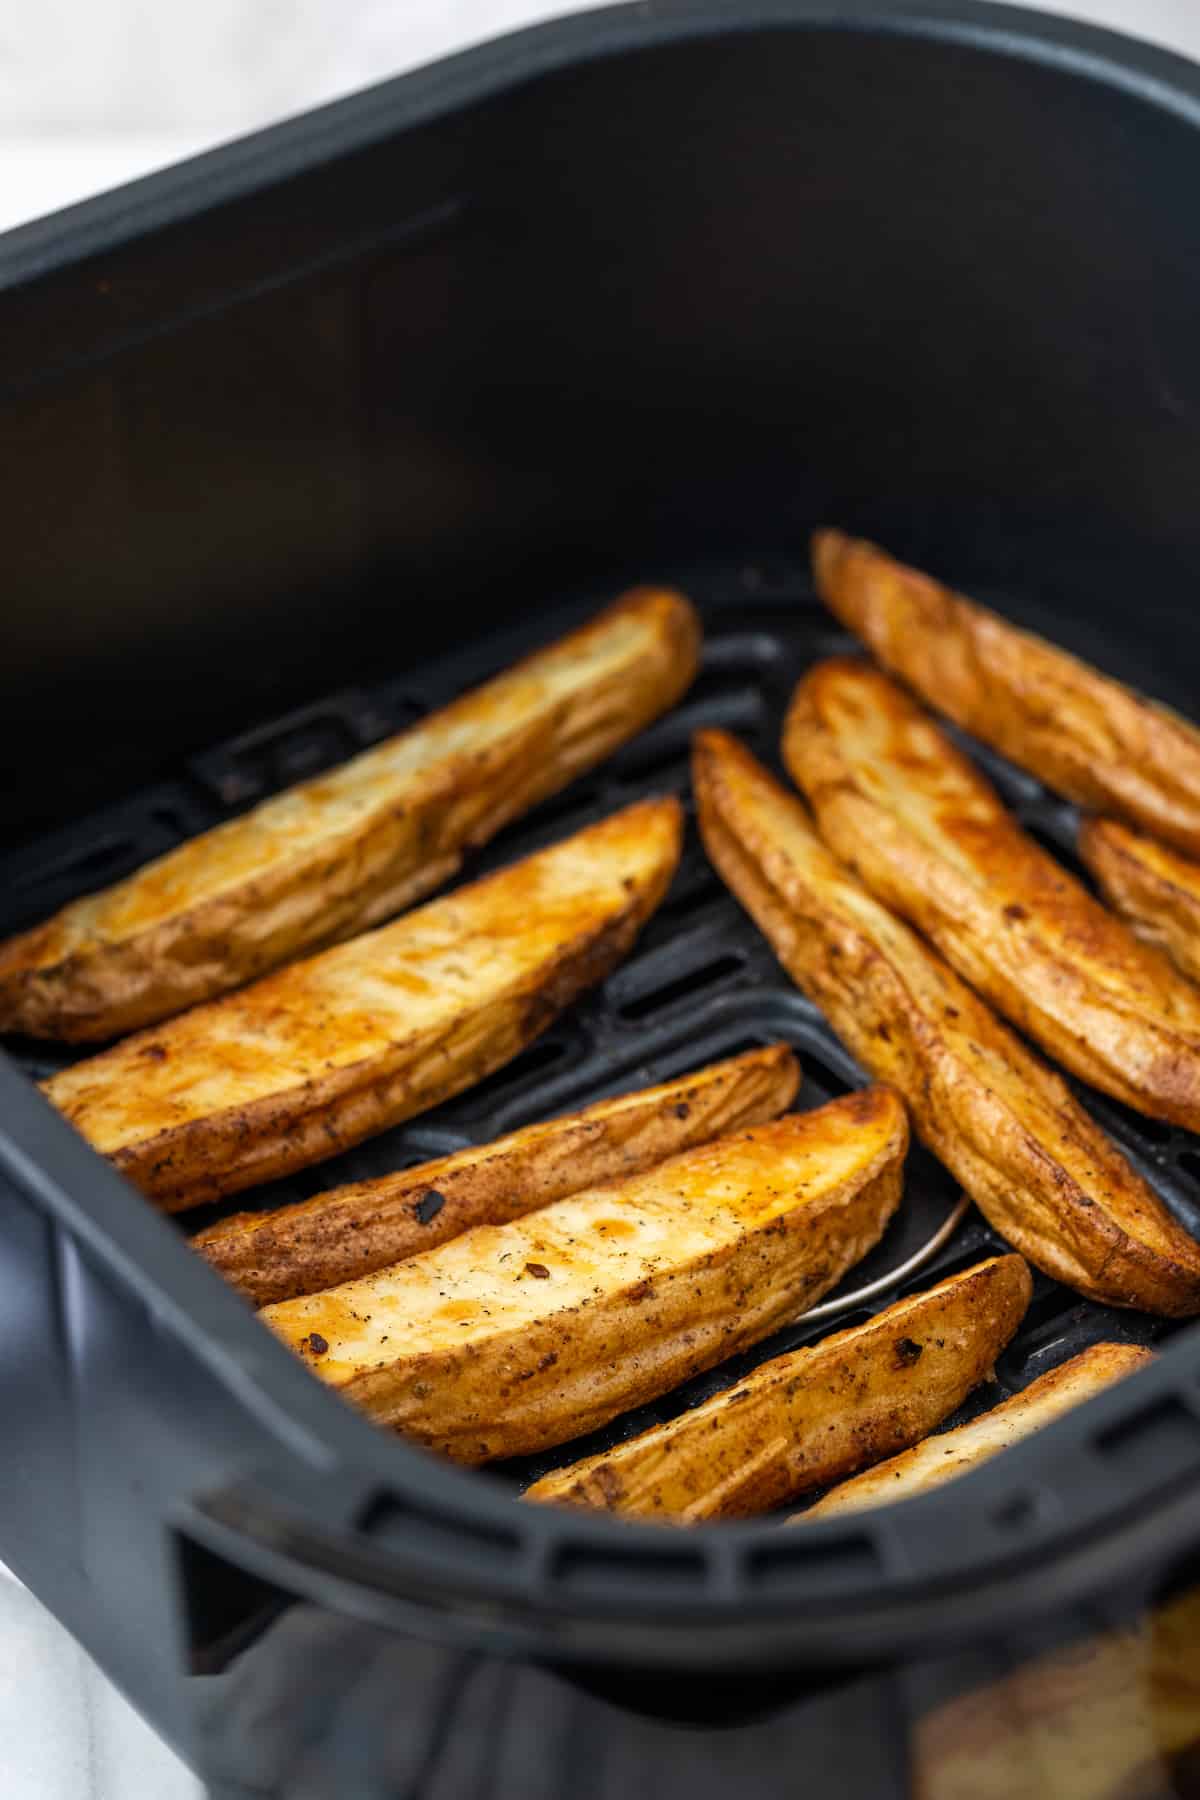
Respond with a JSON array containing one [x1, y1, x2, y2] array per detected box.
[[1025, 821, 1089, 883], [610, 729, 691, 786], [702, 1034, 775, 1063], [523, 783, 599, 838], [659, 878, 722, 926], [457, 1037, 571, 1109], [1095, 1094, 1174, 1146], [619, 955, 744, 1021], [797, 1048, 852, 1098], [15, 833, 138, 892]]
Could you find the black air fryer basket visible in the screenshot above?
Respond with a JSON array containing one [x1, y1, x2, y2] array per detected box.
[[4, 4, 1200, 1795]]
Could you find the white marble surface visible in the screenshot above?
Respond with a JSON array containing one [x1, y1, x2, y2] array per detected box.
[[2, 1, 1199, 1794], [0, 1561, 201, 1798]]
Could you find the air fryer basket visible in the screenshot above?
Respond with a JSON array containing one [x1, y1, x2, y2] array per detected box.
[[3, 0, 1200, 1779]]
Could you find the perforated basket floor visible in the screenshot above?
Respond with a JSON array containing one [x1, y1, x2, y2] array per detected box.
[[4, 554, 1195, 1501]]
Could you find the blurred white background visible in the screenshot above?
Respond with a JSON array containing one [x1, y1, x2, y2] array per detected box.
[[2, 0, 1200, 233], [2, 0, 1199, 1795]]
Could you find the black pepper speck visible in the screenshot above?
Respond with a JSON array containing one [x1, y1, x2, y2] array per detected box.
[[414, 1190, 446, 1225]]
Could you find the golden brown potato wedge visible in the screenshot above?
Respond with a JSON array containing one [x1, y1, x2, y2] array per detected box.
[[1081, 816, 1200, 987], [813, 529, 1200, 859], [526, 1254, 1030, 1520], [693, 730, 1200, 1316], [914, 1586, 1200, 1800], [785, 659, 1200, 1130], [801, 1342, 1152, 1521], [194, 1043, 800, 1306], [262, 1088, 908, 1463], [44, 799, 682, 1212], [0, 590, 700, 1041]]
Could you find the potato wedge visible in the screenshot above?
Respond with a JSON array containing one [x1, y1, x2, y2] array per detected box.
[[194, 1043, 800, 1305], [526, 1254, 1030, 1520], [915, 1585, 1200, 1800], [44, 799, 682, 1211], [1081, 816, 1200, 987], [801, 1342, 1152, 1521], [694, 730, 1200, 1315], [262, 1088, 908, 1463], [0, 589, 700, 1042], [785, 659, 1200, 1130], [813, 529, 1200, 858]]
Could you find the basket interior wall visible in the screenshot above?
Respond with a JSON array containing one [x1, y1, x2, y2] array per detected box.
[[3, 22, 1200, 841]]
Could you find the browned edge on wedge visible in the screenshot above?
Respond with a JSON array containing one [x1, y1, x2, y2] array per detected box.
[[262, 1088, 908, 1464], [1081, 816, 1200, 988], [784, 657, 1200, 1131], [195, 1043, 801, 1305], [692, 729, 1200, 1316], [801, 1341, 1153, 1521], [0, 588, 701, 1041], [526, 1254, 1031, 1520], [44, 798, 683, 1211], [812, 528, 1200, 859]]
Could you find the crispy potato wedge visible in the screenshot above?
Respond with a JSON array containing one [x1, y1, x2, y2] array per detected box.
[[262, 1088, 908, 1463], [801, 1342, 1152, 1521], [813, 529, 1200, 858], [693, 730, 1200, 1315], [195, 1043, 800, 1306], [0, 590, 700, 1041], [915, 1586, 1200, 1800], [526, 1255, 1030, 1520], [785, 659, 1200, 1130], [1081, 816, 1200, 987], [44, 799, 682, 1211]]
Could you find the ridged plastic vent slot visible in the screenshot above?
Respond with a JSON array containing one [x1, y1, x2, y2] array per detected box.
[[1097, 1398, 1200, 1489], [551, 1542, 708, 1599], [744, 1534, 881, 1593], [360, 1497, 521, 1567]]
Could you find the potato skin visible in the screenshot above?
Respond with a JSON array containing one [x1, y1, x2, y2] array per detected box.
[[785, 659, 1200, 1131], [693, 730, 1200, 1316], [813, 529, 1200, 859], [527, 1255, 1031, 1521], [44, 799, 682, 1211], [0, 589, 700, 1041], [1081, 816, 1200, 987], [803, 1342, 1153, 1521], [263, 1088, 908, 1464], [194, 1043, 801, 1305]]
